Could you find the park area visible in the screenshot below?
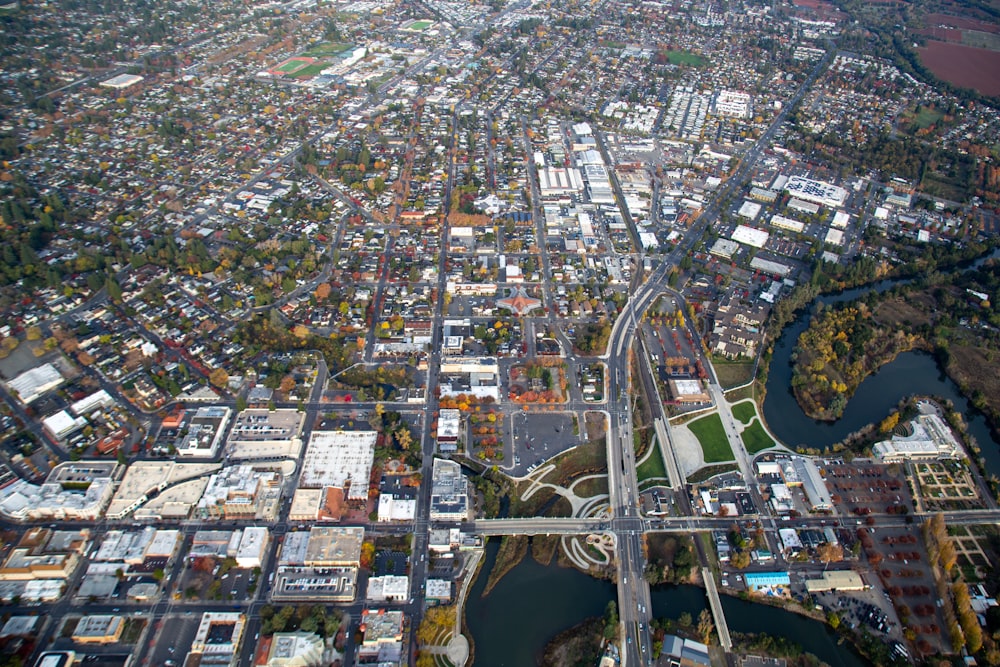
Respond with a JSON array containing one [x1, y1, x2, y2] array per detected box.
[[687, 413, 733, 463]]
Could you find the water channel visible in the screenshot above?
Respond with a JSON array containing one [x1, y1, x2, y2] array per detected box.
[[465, 542, 865, 666], [761, 267, 1000, 474], [467, 252, 1000, 664]]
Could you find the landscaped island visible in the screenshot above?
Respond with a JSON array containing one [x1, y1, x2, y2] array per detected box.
[[789, 256, 1000, 429]]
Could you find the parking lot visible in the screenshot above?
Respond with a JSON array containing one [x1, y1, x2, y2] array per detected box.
[[826, 462, 912, 517], [509, 411, 581, 476]]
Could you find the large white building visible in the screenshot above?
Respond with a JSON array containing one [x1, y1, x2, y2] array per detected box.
[[5, 363, 64, 405], [783, 176, 848, 208], [430, 459, 469, 522], [713, 90, 752, 118], [731, 225, 769, 248], [873, 414, 963, 462], [299, 431, 377, 501]]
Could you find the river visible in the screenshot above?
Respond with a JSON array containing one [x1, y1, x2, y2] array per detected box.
[[465, 541, 864, 666], [761, 270, 1000, 475]]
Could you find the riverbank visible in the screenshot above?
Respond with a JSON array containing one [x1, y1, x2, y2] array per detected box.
[[482, 534, 527, 596]]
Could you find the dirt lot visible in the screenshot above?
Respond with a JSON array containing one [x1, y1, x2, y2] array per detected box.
[[918, 40, 1000, 96]]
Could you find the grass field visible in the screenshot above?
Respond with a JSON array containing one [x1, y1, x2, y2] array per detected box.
[[730, 401, 756, 425], [274, 57, 313, 73], [741, 420, 775, 453], [912, 105, 945, 130], [687, 413, 733, 463], [291, 63, 331, 79], [687, 463, 739, 484], [636, 436, 668, 482], [572, 475, 609, 498], [410, 20, 433, 30], [712, 358, 755, 388], [302, 41, 353, 57], [665, 49, 707, 67]]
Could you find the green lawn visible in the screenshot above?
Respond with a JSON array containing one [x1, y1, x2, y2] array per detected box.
[[913, 105, 944, 130], [730, 401, 756, 425], [636, 437, 668, 483], [741, 420, 775, 454], [275, 58, 311, 73], [302, 42, 353, 57], [410, 20, 433, 30], [291, 63, 332, 79], [665, 49, 707, 67], [687, 413, 733, 463]]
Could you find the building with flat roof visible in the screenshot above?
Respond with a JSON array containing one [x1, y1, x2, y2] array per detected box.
[[100, 73, 144, 89], [744, 571, 791, 591], [0, 462, 116, 521], [71, 615, 125, 644], [0, 615, 39, 638], [668, 379, 711, 404], [430, 459, 469, 522], [42, 410, 88, 442], [783, 176, 848, 208], [805, 570, 865, 593], [266, 632, 325, 667], [225, 409, 304, 460], [190, 612, 245, 667], [367, 575, 409, 602], [377, 494, 416, 522], [271, 565, 358, 602], [425, 578, 451, 603], [176, 406, 231, 458], [731, 225, 769, 248], [236, 526, 269, 569], [791, 457, 833, 511], [299, 431, 377, 502], [873, 413, 962, 462], [437, 409, 461, 453], [5, 363, 64, 405], [358, 609, 404, 665], [196, 464, 283, 521], [303, 526, 364, 567]]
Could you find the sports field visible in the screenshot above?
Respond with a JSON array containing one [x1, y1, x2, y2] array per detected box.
[[271, 57, 316, 75], [410, 20, 433, 30]]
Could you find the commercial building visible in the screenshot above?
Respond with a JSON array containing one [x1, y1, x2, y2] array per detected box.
[[430, 459, 469, 522], [367, 575, 409, 602], [425, 578, 452, 603], [189, 612, 245, 667], [5, 363, 65, 405], [731, 225, 769, 248], [358, 609, 404, 665], [0, 528, 85, 581], [0, 462, 117, 521], [437, 409, 461, 453], [782, 176, 848, 208], [71, 615, 125, 644], [804, 570, 865, 593], [100, 73, 144, 89], [538, 166, 583, 199], [377, 494, 416, 522], [873, 413, 962, 462], [789, 457, 833, 511], [196, 464, 283, 521], [41, 411, 88, 442], [266, 632, 325, 667], [303, 527, 364, 567], [743, 571, 791, 592], [668, 379, 711, 404], [225, 409, 304, 460], [176, 406, 232, 458], [236, 526, 269, 569], [299, 431, 377, 502], [769, 214, 805, 233]]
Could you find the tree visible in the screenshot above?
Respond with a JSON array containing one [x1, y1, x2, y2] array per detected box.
[[697, 609, 715, 645], [209, 368, 229, 388], [360, 542, 375, 569], [817, 542, 844, 564]]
